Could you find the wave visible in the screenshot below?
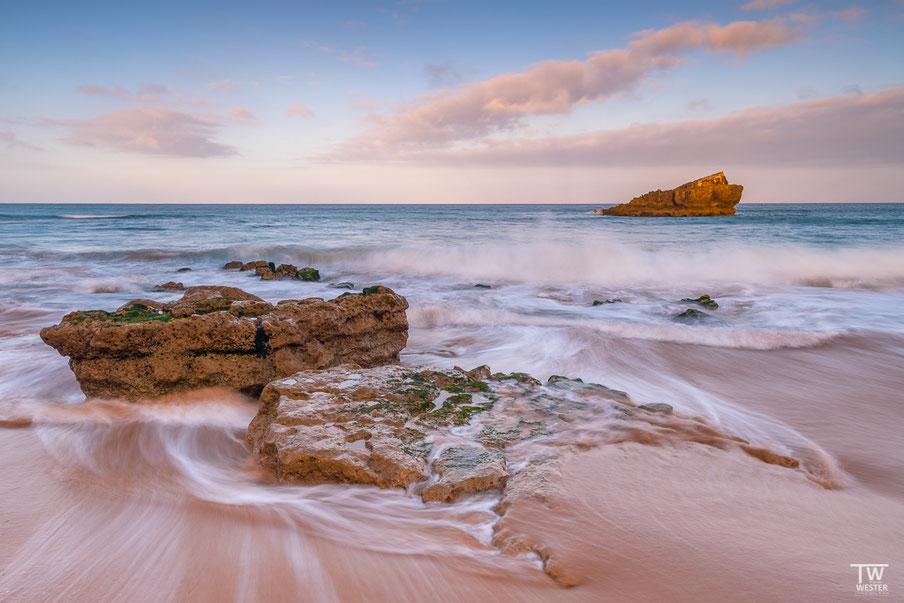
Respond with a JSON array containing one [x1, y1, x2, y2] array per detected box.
[[352, 240, 904, 290], [407, 303, 842, 350], [38, 237, 904, 291], [57, 214, 122, 219]]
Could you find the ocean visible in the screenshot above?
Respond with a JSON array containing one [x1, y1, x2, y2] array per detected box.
[[1, 202, 903, 600]]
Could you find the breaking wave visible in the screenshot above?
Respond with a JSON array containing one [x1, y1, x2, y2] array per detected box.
[[35, 238, 904, 290]]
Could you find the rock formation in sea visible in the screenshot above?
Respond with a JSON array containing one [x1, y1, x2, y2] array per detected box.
[[223, 259, 321, 281], [593, 172, 743, 217], [248, 364, 804, 504], [40, 285, 408, 400]]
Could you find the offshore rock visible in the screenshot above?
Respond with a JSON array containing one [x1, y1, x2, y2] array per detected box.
[[594, 172, 743, 217], [40, 285, 408, 400], [248, 365, 804, 503], [240, 260, 269, 271], [682, 294, 719, 309], [674, 308, 709, 323], [256, 263, 320, 281]]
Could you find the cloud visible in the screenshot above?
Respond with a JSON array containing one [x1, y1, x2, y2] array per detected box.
[[75, 83, 170, 103], [329, 18, 802, 157], [832, 6, 865, 22], [0, 131, 42, 151], [229, 108, 258, 121], [76, 83, 222, 108], [788, 6, 865, 25], [686, 98, 714, 112], [304, 40, 376, 67], [425, 61, 467, 88], [841, 84, 863, 95], [742, 0, 795, 10], [286, 103, 314, 117], [207, 79, 238, 92], [52, 107, 235, 157], [338, 47, 376, 67], [628, 18, 801, 55], [405, 87, 904, 168]]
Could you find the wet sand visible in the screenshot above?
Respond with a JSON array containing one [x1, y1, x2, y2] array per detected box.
[[2, 334, 902, 601]]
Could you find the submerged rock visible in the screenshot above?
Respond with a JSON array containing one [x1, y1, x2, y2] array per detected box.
[[249, 364, 802, 502], [177, 267, 192, 272], [638, 402, 674, 415], [422, 447, 508, 502], [40, 285, 408, 400], [673, 308, 709, 323], [593, 172, 743, 217], [328, 282, 356, 290], [681, 294, 719, 309], [592, 298, 622, 306]]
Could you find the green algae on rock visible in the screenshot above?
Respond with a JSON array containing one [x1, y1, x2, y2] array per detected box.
[[249, 364, 806, 504]]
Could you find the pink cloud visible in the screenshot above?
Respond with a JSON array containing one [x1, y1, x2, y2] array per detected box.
[[628, 19, 801, 55], [329, 18, 802, 157], [742, 0, 795, 9], [338, 47, 376, 68], [229, 108, 258, 121], [52, 107, 235, 157], [286, 103, 314, 117], [406, 87, 904, 168], [833, 7, 865, 22], [206, 79, 238, 92], [75, 83, 170, 103]]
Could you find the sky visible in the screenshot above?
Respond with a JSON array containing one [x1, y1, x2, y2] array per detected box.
[[1, 0, 902, 204]]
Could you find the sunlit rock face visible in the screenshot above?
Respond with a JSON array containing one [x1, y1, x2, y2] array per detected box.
[[40, 285, 409, 400], [594, 172, 743, 217]]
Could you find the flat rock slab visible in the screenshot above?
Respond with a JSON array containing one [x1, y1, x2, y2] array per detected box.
[[40, 285, 408, 400], [248, 365, 806, 503]]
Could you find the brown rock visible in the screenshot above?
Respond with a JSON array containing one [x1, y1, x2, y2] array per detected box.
[[223, 260, 243, 270], [256, 263, 320, 281], [421, 447, 508, 502], [241, 260, 270, 271], [153, 281, 184, 291], [40, 285, 408, 400], [594, 172, 743, 217], [249, 364, 513, 500]]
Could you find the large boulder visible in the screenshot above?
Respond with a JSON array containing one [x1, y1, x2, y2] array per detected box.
[[594, 172, 743, 217], [40, 285, 408, 400], [248, 364, 804, 503]]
